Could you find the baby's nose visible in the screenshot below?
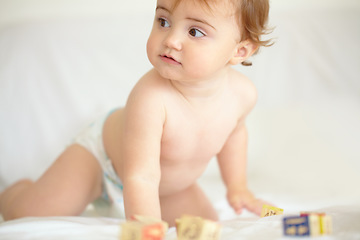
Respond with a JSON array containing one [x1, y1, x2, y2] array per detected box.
[[163, 29, 183, 51]]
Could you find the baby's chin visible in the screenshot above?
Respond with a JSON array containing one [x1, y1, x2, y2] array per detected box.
[[153, 67, 181, 82]]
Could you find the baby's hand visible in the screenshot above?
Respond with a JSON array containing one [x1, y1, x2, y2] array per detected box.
[[227, 188, 271, 216]]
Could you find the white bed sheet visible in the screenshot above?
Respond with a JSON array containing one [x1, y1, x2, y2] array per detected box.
[[1, 205, 359, 239], [0, 0, 360, 239]]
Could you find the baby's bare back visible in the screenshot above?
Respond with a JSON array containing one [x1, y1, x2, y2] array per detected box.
[[103, 69, 255, 197]]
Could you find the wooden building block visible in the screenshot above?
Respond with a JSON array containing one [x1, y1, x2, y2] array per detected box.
[[283, 215, 328, 237], [283, 216, 312, 236], [120, 216, 168, 240], [176, 215, 222, 240], [300, 212, 332, 235], [261, 204, 284, 217]]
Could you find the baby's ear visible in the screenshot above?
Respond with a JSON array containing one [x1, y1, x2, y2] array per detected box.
[[229, 40, 258, 65]]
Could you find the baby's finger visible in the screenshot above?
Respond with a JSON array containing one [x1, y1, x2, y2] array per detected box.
[[235, 207, 243, 215], [246, 199, 266, 216], [228, 197, 244, 214]]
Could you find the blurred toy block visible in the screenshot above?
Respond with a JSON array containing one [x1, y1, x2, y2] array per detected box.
[[176, 215, 222, 240], [283, 216, 313, 236], [283, 214, 332, 237], [120, 216, 168, 240], [300, 212, 333, 235], [261, 204, 284, 217]]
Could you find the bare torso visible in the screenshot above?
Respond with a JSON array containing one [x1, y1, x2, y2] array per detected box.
[[103, 68, 251, 197]]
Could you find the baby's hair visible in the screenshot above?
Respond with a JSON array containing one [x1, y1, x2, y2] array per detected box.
[[171, 0, 273, 66], [237, 0, 273, 66]]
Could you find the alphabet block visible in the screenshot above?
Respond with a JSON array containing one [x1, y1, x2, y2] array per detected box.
[[261, 204, 284, 217], [283, 214, 332, 237], [120, 216, 168, 240], [283, 216, 312, 236], [176, 215, 222, 240], [300, 212, 332, 235]]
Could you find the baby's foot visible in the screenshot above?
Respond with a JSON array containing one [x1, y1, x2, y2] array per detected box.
[[0, 179, 34, 215]]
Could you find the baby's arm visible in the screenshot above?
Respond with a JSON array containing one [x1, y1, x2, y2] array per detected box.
[[217, 121, 259, 214], [120, 78, 166, 220], [217, 81, 267, 216]]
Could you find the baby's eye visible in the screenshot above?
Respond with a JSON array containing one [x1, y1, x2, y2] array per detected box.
[[189, 28, 205, 38], [158, 18, 170, 28]]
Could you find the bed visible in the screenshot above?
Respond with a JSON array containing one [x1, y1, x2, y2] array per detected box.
[[1, 0, 360, 239]]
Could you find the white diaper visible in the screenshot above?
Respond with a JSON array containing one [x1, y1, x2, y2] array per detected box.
[[73, 110, 125, 218]]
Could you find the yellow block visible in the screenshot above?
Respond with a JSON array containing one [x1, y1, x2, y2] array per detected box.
[[261, 204, 284, 217], [320, 215, 333, 235]]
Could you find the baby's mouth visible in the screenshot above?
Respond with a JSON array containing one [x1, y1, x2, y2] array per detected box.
[[161, 55, 181, 65]]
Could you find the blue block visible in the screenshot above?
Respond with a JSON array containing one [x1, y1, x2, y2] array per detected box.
[[283, 216, 311, 236]]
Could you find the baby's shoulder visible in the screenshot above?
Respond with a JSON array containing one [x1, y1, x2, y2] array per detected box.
[[129, 69, 171, 100], [228, 69, 257, 105], [125, 70, 169, 119]]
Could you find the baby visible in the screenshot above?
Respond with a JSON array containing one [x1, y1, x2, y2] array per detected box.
[[0, 0, 272, 226]]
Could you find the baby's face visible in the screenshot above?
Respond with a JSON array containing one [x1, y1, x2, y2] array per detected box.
[[147, 0, 242, 82]]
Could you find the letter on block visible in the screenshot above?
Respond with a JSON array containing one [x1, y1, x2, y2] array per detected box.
[[176, 215, 222, 240], [261, 204, 284, 217]]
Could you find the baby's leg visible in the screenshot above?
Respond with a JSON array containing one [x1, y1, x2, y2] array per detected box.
[[0, 144, 103, 220], [160, 183, 218, 226]]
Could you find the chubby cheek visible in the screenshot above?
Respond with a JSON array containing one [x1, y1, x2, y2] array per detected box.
[[146, 34, 158, 66], [185, 53, 223, 78]]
